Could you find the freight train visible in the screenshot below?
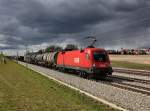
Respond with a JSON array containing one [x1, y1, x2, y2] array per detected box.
[[24, 47, 113, 79]]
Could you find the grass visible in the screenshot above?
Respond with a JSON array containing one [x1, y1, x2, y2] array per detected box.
[[0, 60, 118, 111], [111, 60, 150, 71]]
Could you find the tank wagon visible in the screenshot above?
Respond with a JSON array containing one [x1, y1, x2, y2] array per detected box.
[[30, 54, 37, 64], [24, 47, 113, 79], [43, 52, 58, 68], [24, 53, 32, 63]]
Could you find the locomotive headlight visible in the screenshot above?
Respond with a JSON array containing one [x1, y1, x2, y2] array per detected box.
[[93, 63, 96, 67]]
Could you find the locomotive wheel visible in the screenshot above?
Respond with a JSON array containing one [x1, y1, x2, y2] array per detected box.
[[79, 71, 82, 77], [79, 71, 84, 78], [96, 74, 107, 80], [87, 73, 93, 79], [79, 71, 88, 78]]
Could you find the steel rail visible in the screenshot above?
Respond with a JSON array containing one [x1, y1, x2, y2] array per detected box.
[[113, 67, 150, 76]]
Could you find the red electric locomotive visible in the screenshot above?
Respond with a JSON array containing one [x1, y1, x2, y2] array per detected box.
[[57, 47, 113, 78]]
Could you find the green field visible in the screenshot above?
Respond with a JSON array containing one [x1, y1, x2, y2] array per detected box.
[[0, 59, 117, 111], [111, 61, 150, 71]]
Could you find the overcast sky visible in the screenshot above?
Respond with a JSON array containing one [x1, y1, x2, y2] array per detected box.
[[0, 0, 150, 55]]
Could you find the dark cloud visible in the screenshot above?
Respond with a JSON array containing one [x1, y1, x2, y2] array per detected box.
[[0, 0, 150, 53], [17, 0, 113, 34], [108, 0, 145, 12]]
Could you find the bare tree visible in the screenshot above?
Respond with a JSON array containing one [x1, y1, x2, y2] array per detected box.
[[45, 45, 63, 52], [64, 44, 79, 51]]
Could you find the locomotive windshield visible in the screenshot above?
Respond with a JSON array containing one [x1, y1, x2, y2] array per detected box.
[[93, 51, 107, 61]]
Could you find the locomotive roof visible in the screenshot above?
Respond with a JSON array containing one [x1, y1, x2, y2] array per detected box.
[[61, 48, 106, 53], [85, 48, 105, 51]]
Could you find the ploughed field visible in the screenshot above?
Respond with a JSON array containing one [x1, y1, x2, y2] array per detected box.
[[0, 59, 117, 111], [110, 55, 150, 71]]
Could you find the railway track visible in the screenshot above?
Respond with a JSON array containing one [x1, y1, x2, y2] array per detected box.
[[101, 75, 150, 96], [113, 67, 150, 76], [110, 82, 150, 96], [110, 75, 150, 85]]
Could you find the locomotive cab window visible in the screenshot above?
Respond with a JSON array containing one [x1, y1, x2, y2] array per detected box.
[[93, 52, 107, 61]]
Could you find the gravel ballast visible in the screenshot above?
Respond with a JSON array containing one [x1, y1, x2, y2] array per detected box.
[[19, 62, 150, 111]]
